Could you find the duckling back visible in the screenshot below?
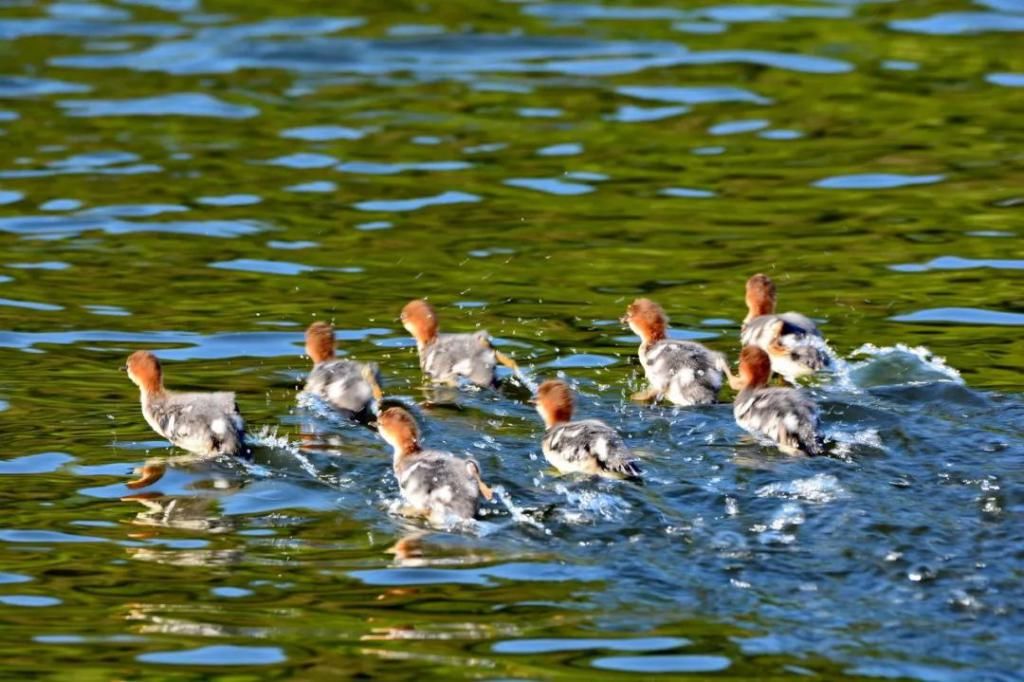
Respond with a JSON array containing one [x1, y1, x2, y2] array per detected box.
[[421, 331, 497, 387], [542, 419, 642, 480], [143, 390, 246, 457], [734, 386, 824, 456], [742, 313, 829, 380], [640, 340, 726, 405], [306, 359, 377, 415], [396, 450, 481, 522]]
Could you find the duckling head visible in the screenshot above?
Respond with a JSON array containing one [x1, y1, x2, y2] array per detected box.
[[377, 406, 421, 457], [620, 298, 668, 345], [125, 350, 163, 395], [535, 379, 574, 428], [401, 299, 439, 346], [738, 345, 773, 390], [305, 321, 336, 364], [745, 273, 777, 323]]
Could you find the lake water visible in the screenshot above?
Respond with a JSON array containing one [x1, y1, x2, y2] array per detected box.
[[1, 0, 1023, 679]]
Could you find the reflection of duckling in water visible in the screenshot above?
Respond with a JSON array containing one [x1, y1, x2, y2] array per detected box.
[[376, 406, 493, 525], [121, 491, 236, 534], [123, 351, 248, 457], [733, 346, 825, 456], [303, 321, 383, 420], [534, 380, 642, 481], [621, 298, 734, 405], [741, 274, 831, 383], [120, 455, 242, 536], [401, 299, 519, 388]]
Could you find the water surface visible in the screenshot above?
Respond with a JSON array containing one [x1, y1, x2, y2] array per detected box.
[[1, 0, 1023, 679]]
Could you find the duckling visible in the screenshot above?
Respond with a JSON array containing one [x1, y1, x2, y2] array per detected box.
[[123, 351, 247, 458], [303, 321, 383, 418], [376, 406, 493, 525], [622, 298, 734, 405], [742, 273, 830, 382], [733, 346, 825, 456], [401, 299, 518, 388], [534, 379, 642, 480]]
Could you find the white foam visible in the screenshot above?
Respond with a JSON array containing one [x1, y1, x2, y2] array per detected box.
[[849, 343, 962, 383], [755, 473, 848, 504]]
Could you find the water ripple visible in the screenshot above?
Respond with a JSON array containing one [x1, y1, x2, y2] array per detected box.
[[504, 177, 594, 195], [813, 173, 945, 190], [890, 307, 1024, 326], [0, 76, 90, 97], [58, 93, 259, 118], [889, 11, 1024, 35], [618, 85, 772, 105], [353, 191, 481, 212]]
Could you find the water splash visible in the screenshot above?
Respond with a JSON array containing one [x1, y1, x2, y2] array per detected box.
[[245, 424, 319, 479], [554, 483, 631, 523], [493, 485, 546, 530]]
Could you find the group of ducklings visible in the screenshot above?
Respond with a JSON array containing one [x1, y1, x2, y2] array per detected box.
[[123, 273, 831, 526]]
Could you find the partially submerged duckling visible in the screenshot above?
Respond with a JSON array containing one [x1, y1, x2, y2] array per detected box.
[[401, 299, 518, 388], [534, 379, 642, 480], [376, 406, 492, 525], [622, 298, 733, 405], [742, 273, 830, 382], [303, 321, 383, 419], [124, 351, 247, 457], [733, 346, 825, 456]]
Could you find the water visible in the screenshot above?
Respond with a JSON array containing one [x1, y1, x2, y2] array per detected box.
[[1, 0, 1023, 678]]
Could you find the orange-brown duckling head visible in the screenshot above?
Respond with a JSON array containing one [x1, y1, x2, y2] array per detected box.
[[534, 379, 574, 428], [738, 346, 773, 390], [401, 299, 439, 346], [745, 273, 777, 322], [305, 321, 336, 364], [620, 298, 669, 345], [125, 350, 163, 394], [377, 407, 421, 456]]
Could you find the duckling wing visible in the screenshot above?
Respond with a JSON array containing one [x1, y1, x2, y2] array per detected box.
[[306, 360, 374, 413], [734, 388, 823, 456], [154, 392, 246, 457], [544, 420, 642, 479]]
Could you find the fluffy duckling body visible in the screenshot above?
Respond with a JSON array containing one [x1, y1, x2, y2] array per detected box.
[[535, 380, 641, 480], [401, 299, 518, 388], [733, 346, 824, 456], [622, 298, 732, 405], [742, 274, 830, 381], [124, 351, 246, 457], [377, 407, 492, 525], [303, 321, 383, 418]]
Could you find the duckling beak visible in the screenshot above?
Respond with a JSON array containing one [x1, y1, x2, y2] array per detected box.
[[119, 364, 128, 372], [527, 397, 538, 405], [619, 313, 630, 325]]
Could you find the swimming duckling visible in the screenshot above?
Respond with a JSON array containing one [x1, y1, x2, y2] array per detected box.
[[376, 406, 493, 525], [534, 379, 642, 480], [401, 299, 518, 388], [622, 298, 734, 405], [123, 351, 247, 458], [733, 346, 825, 456], [742, 273, 830, 382], [303, 321, 383, 419]]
